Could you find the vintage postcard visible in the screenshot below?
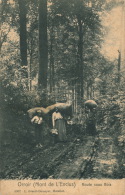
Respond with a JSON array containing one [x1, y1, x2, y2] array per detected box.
[[0, 0, 125, 194]]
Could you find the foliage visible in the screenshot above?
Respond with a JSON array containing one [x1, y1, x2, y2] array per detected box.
[[0, 0, 124, 111], [0, 0, 125, 181]]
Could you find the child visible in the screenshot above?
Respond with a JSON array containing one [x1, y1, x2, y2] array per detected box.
[[31, 110, 43, 147]]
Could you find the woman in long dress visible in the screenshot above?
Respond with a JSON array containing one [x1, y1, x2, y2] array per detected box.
[[52, 108, 67, 142]]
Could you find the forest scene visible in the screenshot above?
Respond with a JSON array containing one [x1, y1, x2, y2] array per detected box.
[[0, 0, 125, 179]]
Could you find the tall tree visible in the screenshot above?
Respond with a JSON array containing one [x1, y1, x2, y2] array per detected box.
[[49, 0, 103, 99], [117, 50, 121, 84], [38, 0, 48, 90], [18, 0, 27, 67], [49, 25, 55, 92], [75, 1, 84, 98]]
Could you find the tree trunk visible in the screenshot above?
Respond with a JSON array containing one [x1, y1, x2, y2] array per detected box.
[[28, 47, 32, 91], [87, 82, 89, 99], [90, 85, 92, 98], [38, 0, 48, 90], [77, 16, 84, 99], [118, 50, 121, 84], [49, 26, 55, 93], [18, 0, 27, 67]]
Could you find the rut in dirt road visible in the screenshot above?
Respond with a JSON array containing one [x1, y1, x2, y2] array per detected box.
[[53, 136, 99, 179]]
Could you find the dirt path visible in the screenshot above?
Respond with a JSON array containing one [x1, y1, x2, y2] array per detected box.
[[53, 136, 97, 179], [1, 135, 98, 179], [1, 123, 124, 179]]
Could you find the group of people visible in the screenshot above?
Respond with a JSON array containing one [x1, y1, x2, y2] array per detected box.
[[31, 100, 97, 147], [31, 107, 67, 147]]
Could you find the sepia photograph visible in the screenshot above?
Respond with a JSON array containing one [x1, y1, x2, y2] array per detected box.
[[0, 0, 125, 194]]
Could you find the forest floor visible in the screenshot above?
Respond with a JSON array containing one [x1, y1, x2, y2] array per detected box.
[[0, 108, 125, 179]]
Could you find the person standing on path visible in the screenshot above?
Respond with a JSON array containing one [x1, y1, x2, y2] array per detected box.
[[31, 110, 43, 147], [52, 107, 67, 142], [84, 100, 98, 136]]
